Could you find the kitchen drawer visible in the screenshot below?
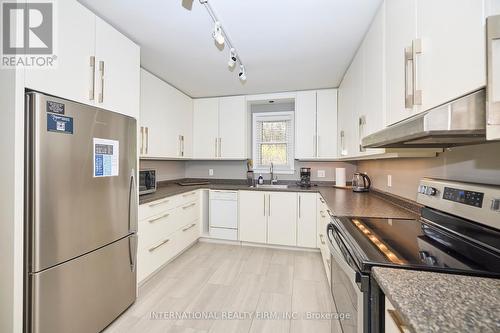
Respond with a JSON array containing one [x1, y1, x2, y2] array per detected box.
[[137, 229, 177, 282], [139, 196, 180, 220], [139, 208, 184, 249], [320, 244, 331, 284], [176, 220, 199, 251], [209, 227, 238, 241], [179, 199, 199, 223], [178, 190, 199, 204]]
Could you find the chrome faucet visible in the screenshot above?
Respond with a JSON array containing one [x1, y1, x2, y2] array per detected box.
[[270, 162, 278, 184]]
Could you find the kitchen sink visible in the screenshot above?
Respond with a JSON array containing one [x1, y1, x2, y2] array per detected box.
[[254, 184, 289, 189]]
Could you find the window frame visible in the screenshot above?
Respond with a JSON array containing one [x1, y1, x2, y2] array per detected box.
[[252, 111, 295, 174]]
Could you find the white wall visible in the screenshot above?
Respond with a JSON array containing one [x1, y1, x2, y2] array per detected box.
[[139, 160, 186, 181], [0, 68, 25, 333], [358, 142, 500, 200], [185, 160, 357, 182]]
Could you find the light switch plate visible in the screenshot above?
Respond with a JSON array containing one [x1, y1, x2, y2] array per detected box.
[[209, 169, 214, 176], [387, 175, 392, 187], [317, 170, 326, 178]]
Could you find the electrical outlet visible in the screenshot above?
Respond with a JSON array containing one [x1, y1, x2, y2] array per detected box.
[[387, 175, 392, 187], [317, 170, 326, 178], [209, 169, 214, 176]]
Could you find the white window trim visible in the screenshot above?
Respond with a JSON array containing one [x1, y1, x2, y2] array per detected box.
[[252, 111, 295, 174]]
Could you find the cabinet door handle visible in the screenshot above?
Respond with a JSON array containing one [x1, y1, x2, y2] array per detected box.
[[98, 60, 104, 103], [89, 56, 95, 100], [268, 194, 271, 217], [218, 138, 221, 157], [404, 46, 414, 109], [387, 309, 411, 333], [327, 258, 331, 268], [182, 223, 197, 232], [182, 202, 196, 210], [358, 115, 366, 152], [340, 130, 346, 156], [149, 238, 170, 252], [320, 234, 325, 245], [215, 138, 218, 157], [140, 127, 144, 155], [412, 39, 422, 106], [178, 135, 183, 157], [148, 198, 169, 207], [148, 213, 170, 223], [263, 194, 266, 216], [298, 195, 301, 218], [145, 127, 149, 154], [181, 135, 185, 157]]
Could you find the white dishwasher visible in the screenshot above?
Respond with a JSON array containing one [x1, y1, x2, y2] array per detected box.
[[209, 190, 238, 240]]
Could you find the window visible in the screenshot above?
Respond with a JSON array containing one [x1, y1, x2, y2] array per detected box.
[[252, 112, 294, 173]]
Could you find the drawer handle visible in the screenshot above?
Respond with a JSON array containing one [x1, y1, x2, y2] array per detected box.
[[319, 197, 325, 204], [387, 309, 411, 333], [148, 238, 170, 252], [326, 258, 331, 268], [319, 234, 326, 245], [320, 211, 326, 218], [149, 199, 169, 207], [182, 203, 196, 210], [182, 223, 197, 232], [326, 209, 332, 216], [148, 213, 170, 223], [182, 192, 196, 198]]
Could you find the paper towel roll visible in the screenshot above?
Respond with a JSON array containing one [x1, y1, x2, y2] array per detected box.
[[335, 168, 346, 187]]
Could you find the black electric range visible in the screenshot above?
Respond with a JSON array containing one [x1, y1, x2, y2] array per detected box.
[[326, 179, 500, 333]]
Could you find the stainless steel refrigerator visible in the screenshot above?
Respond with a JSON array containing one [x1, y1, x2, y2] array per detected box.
[[24, 92, 138, 333]]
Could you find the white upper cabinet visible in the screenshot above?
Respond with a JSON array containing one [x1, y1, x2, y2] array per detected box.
[[417, 0, 486, 112], [385, 0, 417, 126], [316, 89, 338, 158], [25, 0, 95, 106], [295, 91, 317, 159], [25, 0, 140, 119], [193, 98, 220, 159], [94, 17, 140, 119], [218, 96, 247, 159], [295, 89, 338, 160], [193, 96, 247, 159], [386, 0, 487, 125], [140, 69, 193, 158]]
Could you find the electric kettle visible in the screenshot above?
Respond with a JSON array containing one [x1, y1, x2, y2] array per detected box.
[[352, 172, 371, 192]]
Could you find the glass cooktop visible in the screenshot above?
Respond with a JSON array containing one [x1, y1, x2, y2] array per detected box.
[[334, 209, 500, 277]]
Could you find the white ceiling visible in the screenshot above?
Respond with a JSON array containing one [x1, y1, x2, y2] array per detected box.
[[78, 0, 382, 98]]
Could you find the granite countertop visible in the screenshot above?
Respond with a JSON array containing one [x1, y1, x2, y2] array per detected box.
[[139, 180, 419, 219], [373, 267, 500, 333]]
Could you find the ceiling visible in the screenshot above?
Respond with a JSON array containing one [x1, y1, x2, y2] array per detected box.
[[78, 0, 382, 98]]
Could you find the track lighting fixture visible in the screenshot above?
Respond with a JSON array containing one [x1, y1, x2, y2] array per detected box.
[[212, 21, 225, 45], [200, 0, 247, 81], [228, 48, 237, 68], [238, 65, 247, 81]]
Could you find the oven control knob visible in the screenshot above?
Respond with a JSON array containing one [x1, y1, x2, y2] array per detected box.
[[425, 187, 438, 196]]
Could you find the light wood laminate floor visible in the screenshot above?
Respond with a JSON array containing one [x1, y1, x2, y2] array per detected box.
[[104, 242, 343, 333]]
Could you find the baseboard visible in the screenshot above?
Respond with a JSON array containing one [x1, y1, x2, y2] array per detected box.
[[199, 237, 319, 252]]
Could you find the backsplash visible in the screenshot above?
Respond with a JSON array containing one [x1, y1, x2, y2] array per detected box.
[[358, 142, 500, 201], [139, 160, 186, 181]]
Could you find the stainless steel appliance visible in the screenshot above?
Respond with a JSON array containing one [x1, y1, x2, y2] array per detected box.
[[362, 15, 500, 149], [297, 167, 312, 188], [327, 178, 500, 333], [139, 169, 157, 195], [24, 92, 138, 333], [352, 172, 371, 192]]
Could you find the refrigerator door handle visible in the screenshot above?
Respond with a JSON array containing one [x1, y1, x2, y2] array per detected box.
[[129, 169, 138, 233], [129, 234, 138, 272]]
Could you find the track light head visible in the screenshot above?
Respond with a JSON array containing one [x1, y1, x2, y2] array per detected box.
[[212, 21, 225, 45], [238, 65, 247, 81], [228, 48, 237, 68]]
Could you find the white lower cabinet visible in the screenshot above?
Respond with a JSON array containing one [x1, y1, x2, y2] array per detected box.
[[239, 191, 297, 246], [267, 192, 297, 246], [317, 195, 331, 284], [239, 191, 268, 243], [137, 191, 200, 283], [297, 193, 317, 248], [385, 297, 410, 333]]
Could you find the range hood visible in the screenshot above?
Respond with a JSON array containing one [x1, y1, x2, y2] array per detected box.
[[362, 89, 486, 148]]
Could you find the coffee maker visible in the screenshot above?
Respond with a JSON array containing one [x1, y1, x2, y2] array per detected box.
[[297, 167, 312, 188]]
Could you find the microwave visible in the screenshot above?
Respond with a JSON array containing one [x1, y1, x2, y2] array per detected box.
[[139, 169, 156, 195]]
